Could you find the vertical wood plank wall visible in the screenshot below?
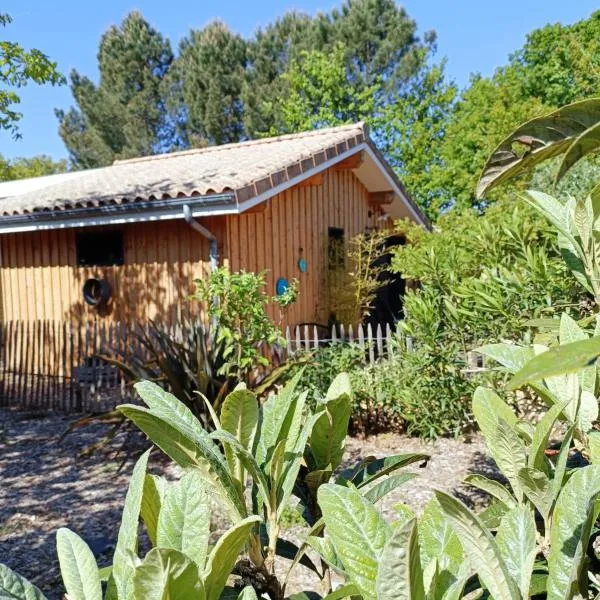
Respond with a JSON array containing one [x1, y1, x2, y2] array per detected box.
[[226, 168, 376, 327], [0, 217, 225, 326], [0, 168, 376, 329]]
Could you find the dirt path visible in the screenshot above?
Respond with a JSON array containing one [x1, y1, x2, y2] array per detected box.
[[0, 408, 495, 597]]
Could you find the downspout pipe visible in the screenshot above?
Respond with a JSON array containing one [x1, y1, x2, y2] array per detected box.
[[183, 204, 218, 271]]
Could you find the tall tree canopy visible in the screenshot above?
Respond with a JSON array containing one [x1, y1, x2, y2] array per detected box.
[[56, 11, 173, 168], [0, 13, 64, 139], [421, 10, 600, 214], [53, 5, 600, 220], [176, 21, 247, 146]]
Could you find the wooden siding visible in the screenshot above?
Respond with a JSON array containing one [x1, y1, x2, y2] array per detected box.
[[0, 167, 379, 329], [226, 168, 377, 327], [0, 218, 225, 326]]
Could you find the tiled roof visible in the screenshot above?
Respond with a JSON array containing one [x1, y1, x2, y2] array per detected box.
[[0, 123, 368, 216]]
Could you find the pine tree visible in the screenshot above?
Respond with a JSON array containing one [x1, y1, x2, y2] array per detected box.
[[328, 0, 433, 98], [242, 12, 327, 137], [175, 21, 247, 145], [56, 11, 174, 168]]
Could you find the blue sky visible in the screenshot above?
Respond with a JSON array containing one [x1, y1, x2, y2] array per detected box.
[[1, 0, 598, 160]]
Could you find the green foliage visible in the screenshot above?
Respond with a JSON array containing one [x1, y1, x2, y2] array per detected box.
[[510, 10, 600, 108], [378, 55, 457, 219], [477, 99, 600, 199], [276, 42, 378, 134], [175, 21, 247, 146], [119, 377, 419, 598], [355, 343, 476, 439], [56, 11, 174, 168], [193, 267, 297, 379], [0, 13, 64, 139], [0, 154, 67, 181], [393, 200, 580, 348], [289, 340, 474, 439]]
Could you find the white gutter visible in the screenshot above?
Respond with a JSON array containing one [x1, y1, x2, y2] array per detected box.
[[0, 195, 237, 234]]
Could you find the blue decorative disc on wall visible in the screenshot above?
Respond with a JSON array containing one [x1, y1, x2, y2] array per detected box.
[[298, 258, 307, 273], [276, 277, 289, 295]]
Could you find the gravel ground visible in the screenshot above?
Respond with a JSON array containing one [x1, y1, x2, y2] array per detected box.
[[0, 408, 498, 598]]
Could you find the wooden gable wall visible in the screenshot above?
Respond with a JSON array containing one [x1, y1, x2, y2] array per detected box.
[[226, 166, 377, 327]]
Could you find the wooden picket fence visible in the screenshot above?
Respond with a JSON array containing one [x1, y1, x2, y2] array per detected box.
[[282, 322, 399, 363], [0, 319, 485, 412]]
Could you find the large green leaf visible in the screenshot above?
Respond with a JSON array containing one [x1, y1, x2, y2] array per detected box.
[[517, 467, 554, 523], [362, 473, 417, 504], [255, 370, 303, 467], [508, 336, 600, 390], [547, 465, 600, 599], [550, 427, 574, 503], [476, 98, 600, 198], [496, 506, 537, 598], [157, 470, 211, 569], [318, 484, 388, 599], [434, 491, 520, 600], [56, 528, 102, 600], [376, 518, 425, 600], [0, 563, 47, 600], [210, 430, 271, 512], [493, 420, 527, 503], [236, 587, 258, 600], [476, 343, 538, 374], [321, 584, 361, 599], [325, 372, 353, 401], [529, 400, 569, 474], [134, 380, 206, 442], [557, 119, 600, 182], [418, 497, 463, 588], [220, 385, 259, 486], [310, 392, 352, 471], [119, 405, 246, 520], [277, 413, 320, 519], [113, 448, 150, 600], [132, 548, 204, 600], [141, 474, 167, 547], [349, 453, 429, 488], [472, 387, 518, 445], [464, 475, 517, 509], [203, 516, 261, 600]]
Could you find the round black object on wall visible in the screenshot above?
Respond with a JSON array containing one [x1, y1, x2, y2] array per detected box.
[[83, 278, 111, 308]]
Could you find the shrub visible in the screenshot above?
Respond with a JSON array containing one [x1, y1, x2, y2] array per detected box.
[[352, 342, 478, 438], [193, 267, 298, 379], [289, 339, 477, 439], [287, 343, 366, 403]]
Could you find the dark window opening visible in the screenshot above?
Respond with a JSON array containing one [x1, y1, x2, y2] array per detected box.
[[327, 227, 345, 270], [76, 230, 124, 266]]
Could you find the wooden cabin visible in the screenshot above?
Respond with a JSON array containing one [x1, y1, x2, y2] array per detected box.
[[0, 123, 427, 410], [0, 123, 427, 329]]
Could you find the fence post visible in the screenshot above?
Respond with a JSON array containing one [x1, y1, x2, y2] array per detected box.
[[385, 323, 393, 360], [357, 324, 365, 350], [285, 326, 291, 358], [367, 323, 375, 365], [376, 323, 383, 358]]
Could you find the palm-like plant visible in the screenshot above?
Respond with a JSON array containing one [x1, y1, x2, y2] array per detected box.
[[477, 98, 600, 200]]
